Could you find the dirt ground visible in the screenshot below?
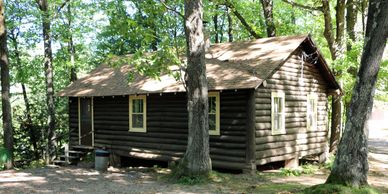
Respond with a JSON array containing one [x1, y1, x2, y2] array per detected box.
[[1, 127, 387, 194]]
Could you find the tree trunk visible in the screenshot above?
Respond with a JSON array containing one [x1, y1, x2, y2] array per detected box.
[[321, 0, 336, 60], [326, 0, 388, 186], [213, 5, 219, 43], [360, 0, 368, 36], [260, 0, 276, 37], [178, 0, 212, 176], [67, 3, 77, 82], [224, 0, 262, 39], [21, 84, 39, 159], [0, 0, 13, 169], [9, 32, 39, 159], [37, 0, 57, 164], [329, 95, 342, 153], [227, 6, 233, 42], [345, 0, 357, 51], [335, 0, 346, 56]]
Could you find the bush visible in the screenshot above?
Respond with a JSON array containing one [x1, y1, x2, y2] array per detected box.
[[324, 155, 336, 170], [0, 147, 11, 169]]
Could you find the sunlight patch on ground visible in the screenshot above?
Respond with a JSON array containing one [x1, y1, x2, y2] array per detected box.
[[0, 172, 46, 183]]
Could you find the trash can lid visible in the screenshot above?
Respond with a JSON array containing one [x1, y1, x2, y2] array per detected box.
[[95, 149, 110, 157]]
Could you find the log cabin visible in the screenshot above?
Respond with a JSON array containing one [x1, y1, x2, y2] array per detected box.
[[57, 35, 342, 171]]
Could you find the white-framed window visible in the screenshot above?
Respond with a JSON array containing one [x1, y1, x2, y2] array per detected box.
[[208, 92, 220, 135], [271, 91, 285, 135], [129, 95, 147, 132], [306, 93, 318, 131]]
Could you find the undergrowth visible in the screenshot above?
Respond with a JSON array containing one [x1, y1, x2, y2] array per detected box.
[[303, 184, 380, 194], [280, 163, 319, 176]]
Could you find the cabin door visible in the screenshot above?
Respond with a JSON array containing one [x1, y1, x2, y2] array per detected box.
[[79, 97, 93, 146]]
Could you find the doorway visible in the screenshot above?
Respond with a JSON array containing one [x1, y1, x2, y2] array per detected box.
[[78, 97, 93, 146]]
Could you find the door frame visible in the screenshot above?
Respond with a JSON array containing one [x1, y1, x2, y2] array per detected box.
[[78, 97, 94, 146]]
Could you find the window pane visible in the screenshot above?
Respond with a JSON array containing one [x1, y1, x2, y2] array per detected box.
[[274, 114, 279, 130], [132, 114, 143, 128], [278, 98, 283, 112], [132, 99, 143, 113], [209, 114, 216, 131], [208, 97, 216, 113]]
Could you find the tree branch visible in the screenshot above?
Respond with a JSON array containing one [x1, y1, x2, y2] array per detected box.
[[224, 0, 262, 39], [281, 0, 323, 12], [158, 0, 184, 19]]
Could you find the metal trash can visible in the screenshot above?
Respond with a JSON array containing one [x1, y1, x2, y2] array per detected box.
[[95, 149, 110, 171]]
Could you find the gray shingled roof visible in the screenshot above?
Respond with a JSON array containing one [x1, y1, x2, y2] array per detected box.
[[57, 35, 337, 97]]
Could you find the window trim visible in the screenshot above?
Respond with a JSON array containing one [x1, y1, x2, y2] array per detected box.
[[129, 95, 147, 132], [271, 91, 286, 135], [208, 91, 220, 136], [306, 93, 318, 131]]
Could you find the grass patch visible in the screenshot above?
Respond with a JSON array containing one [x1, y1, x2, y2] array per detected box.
[[280, 164, 319, 176], [303, 184, 381, 194]]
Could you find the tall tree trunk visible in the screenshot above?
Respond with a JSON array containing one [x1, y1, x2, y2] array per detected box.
[[227, 6, 233, 42], [335, 0, 346, 56], [37, 0, 57, 164], [326, 0, 388, 186], [178, 0, 211, 176], [360, 0, 368, 36], [260, 0, 276, 37], [9, 33, 39, 159], [346, 0, 357, 51], [0, 0, 13, 169], [322, 0, 336, 60], [21, 83, 39, 159], [67, 3, 77, 82], [213, 5, 219, 43], [224, 0, 262, 39]]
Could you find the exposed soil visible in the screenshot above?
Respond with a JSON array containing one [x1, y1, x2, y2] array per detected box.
[[1, 127, 387, 194]]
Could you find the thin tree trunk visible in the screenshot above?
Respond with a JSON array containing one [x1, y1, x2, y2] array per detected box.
[[322, 0, 336, 60], [178, 0, 212, 176], [9, 33, 39, 159], [360, 0, 368, 36], [67, 3, 77, 82], [260, 0, 276, 37], [227, 6, 233, 42], [335, 0, 346, 56], [0, 0, 13, 169], [224, 0, 262, 39], [213, 5, 219, 43], [326, 0, 388, 186], [21, 84, 39, 159], [37, 0, 57, 164], [346, 0, 357, 51]]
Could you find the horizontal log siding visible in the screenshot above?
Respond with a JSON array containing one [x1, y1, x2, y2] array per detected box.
[[69, 90, 249, 169], [255, 54, 329, 165]]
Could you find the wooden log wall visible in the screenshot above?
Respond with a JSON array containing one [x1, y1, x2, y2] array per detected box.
[[255, 53, 329, 165], [68, 90, 250, 170]]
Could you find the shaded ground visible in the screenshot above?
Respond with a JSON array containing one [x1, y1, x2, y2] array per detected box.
[[1, 127, 387, 193]]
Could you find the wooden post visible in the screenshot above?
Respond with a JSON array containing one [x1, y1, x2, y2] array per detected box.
[[244, 89, 257, 174], [109, 152, 121, 168], [285, 152, 299, 169]]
